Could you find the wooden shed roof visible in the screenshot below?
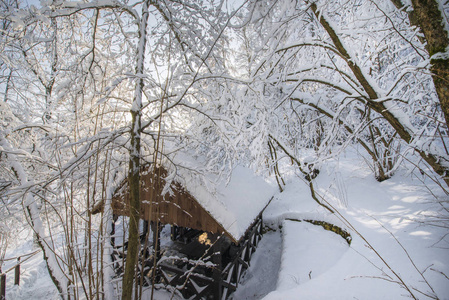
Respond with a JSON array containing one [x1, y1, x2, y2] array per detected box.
[[112, 163, 276, 243]]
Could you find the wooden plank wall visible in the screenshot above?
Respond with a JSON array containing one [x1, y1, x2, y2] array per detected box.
[[111, 167, 226, 235]]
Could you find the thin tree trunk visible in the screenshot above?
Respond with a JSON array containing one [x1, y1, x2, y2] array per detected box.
[[121, 2, 150, 299]]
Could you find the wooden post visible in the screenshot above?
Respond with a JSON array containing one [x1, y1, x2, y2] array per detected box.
[[1, 272, 5, 300], [151, 222, 161, 260], [111, 214, 117, 247], [170, 225, 177, 241], [211, 234, 223, 300], [14, 257, 20, 285], [151, 221, 161, 282], [142, 220, 149, 241]]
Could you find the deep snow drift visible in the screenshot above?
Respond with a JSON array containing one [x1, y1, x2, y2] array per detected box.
[[2, 148, 449, 299]]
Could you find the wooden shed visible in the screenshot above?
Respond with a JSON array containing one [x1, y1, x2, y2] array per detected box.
[[112, 167, 230, 241], [110, 162, 276, 299], [111, 164, 276, 244]]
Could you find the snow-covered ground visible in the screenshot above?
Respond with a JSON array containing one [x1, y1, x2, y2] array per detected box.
[[2, 148, 449, 299], [234, 148, 449, 299]]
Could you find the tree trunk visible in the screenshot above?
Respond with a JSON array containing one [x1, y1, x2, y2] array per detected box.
[[411, 0, 449, 132], [121, 2, 150, 299], [391, 0, 449, 132]]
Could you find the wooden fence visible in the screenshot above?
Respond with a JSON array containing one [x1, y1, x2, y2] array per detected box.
[[220, 215, 263, 299], [0, 250, 40, 300], [157, 214, 264, 300]]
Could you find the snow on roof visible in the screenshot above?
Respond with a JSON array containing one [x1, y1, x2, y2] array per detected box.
[[170, 153, 277, 242]]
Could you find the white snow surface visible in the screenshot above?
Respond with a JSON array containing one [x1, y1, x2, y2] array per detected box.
[[275, 220, 349, 291], [211, 166, 277, 241]]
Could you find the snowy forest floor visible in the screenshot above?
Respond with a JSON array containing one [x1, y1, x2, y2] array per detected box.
[[256, 147, 449, 300], [3, 147, 449, 299]]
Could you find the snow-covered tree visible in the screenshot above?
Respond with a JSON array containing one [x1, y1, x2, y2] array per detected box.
[[217, 0, 449, 188], [1, 0, 242, 298]]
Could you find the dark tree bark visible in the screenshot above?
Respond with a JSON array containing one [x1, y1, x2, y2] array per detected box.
[[391, 0, 449, 132], [121, 1, 149, 299]]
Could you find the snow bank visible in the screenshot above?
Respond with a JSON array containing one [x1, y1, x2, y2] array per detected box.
[[275, 220, 349, 291]]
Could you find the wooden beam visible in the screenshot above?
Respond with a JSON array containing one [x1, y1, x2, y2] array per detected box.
[[211, 234, 223, 300], [1, 273, 5, 300], [14, 258, 20, 285]]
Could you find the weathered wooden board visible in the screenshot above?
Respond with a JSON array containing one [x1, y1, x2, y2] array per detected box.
[[112, 167, 228, 238]]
